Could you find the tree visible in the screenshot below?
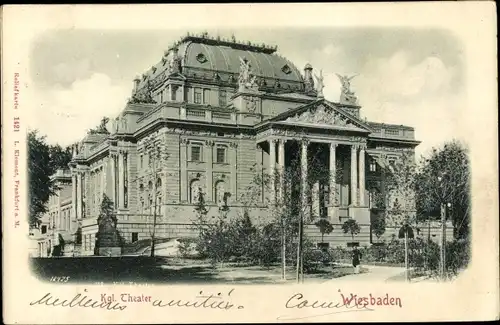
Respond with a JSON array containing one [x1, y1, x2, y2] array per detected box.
[[383, 151, 418, 227], [28, 130, 75, 227], [49, 144, 72, 170], [28, 130, 54, 226], [416, 140, 471, 239], [314, 218, 334, 243], [371, 213, 386, 239], [132, 136, 170, 257], [240, 143, 338, 282], [342, 218, 361, 242]]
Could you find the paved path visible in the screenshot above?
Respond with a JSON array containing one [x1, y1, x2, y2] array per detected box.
[[324, 264, 407, 283]]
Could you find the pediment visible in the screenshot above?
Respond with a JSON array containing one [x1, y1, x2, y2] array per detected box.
[[275, 101, 371, 132], [167, 72, 187, 80]]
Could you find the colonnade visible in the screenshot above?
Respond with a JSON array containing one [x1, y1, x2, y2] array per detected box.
[[72, 150, 128, 221], [266, 138, 366, 209]]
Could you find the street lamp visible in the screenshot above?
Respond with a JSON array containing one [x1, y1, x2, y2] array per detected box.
[[437, 172, 450, 280]]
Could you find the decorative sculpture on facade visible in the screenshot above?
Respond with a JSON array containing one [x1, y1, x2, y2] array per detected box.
[[314, 70, 325, 98], [285, 105, 358, 129], [238, 57, 258, 92], [336, 73, 359, 105], [111, 118, 117, 134]]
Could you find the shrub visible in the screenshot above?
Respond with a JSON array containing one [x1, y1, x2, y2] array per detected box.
[[177, 238, 198, 258]]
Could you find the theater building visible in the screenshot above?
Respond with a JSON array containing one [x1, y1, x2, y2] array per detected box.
[[66, 33, 421, 255]]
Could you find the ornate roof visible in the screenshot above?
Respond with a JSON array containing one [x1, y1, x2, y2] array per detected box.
[[135, 33, 304, 92]]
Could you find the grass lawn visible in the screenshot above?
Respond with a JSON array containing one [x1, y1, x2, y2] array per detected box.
[[31, 257, 356, 284]]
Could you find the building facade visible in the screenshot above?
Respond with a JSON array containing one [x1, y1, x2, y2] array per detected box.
[[61, 34, 423, 255], [29, 170, 79, 257]]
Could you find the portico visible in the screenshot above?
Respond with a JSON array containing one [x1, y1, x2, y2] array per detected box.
[[255, 99, 373, 224]]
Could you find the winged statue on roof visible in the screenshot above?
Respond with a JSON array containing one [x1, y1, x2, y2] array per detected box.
[[238, 57, 258, 91], [314, 70, 325, 98], [336, 73, 358, 95]]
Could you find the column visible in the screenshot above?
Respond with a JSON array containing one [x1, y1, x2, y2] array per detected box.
[[268, 139, 276, 204], [118, 151, 125, 209], [230, 142, 238, 198], [301, 139, 309, 217], [110, 154, 116, 208], [205, 140, 214, 202], [71, 173, 77, 223], [77, 172, 83, 219], [180, 139, 188, 202], [358, 145, 366, 206], [277, 139, 285, 200], [350, 144, 358, 206], [101, 165, 105, 198], [329, 143, 337, 206]]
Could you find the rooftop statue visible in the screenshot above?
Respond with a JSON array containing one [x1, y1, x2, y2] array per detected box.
[[314, 70, 325, 98], [238, 57, 258, 92], [336, 73, 359, 105], [336, 73, 358, 95]]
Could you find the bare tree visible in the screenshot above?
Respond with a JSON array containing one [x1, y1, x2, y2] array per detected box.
[[132, 134, 170, 257], [240, 142, 337, 282]]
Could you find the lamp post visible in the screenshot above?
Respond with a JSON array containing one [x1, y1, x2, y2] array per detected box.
[[437, 174, 450, 280]]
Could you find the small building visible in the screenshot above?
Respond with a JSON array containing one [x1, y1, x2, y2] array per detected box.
[[30, 169, 79, 257]]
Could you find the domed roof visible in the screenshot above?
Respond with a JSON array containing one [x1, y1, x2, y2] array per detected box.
[[135, 34, 304, 91], [183, 40, 302, 82]]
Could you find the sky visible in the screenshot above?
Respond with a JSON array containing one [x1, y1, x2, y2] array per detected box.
[[28, 28, 465, 158]]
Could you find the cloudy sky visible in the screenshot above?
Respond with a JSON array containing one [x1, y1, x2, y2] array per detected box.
[[29, 28, 465, 157]]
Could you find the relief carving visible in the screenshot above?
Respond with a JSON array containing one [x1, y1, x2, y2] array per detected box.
[[244, 96, 258, 113], [285, 105, 358, 129]]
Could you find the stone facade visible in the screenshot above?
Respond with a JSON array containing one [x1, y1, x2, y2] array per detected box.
[[47, 34, 425, 255]]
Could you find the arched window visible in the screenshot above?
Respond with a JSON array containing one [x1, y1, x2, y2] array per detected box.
[[139, 183, 144, 192], [190, 179, 201, 203], [156, 177, 162, 189], [148, 181, 153, 191]]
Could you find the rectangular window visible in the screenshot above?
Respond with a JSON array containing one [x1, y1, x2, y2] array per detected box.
[[216, 147, 226, 163], [194, 88, 202, 104], [140, 154, 143, 169], [219, 90, 227, 107], [41, 225, 47, 234], [132, 232, 138, 243], [370, 160, 377, 172], [191, 146, 202, 162], [171, 85, 178, 101], [203, 89, 210, 104]]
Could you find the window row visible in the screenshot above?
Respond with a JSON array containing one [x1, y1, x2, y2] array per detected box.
[[152, 86, 231, 107], [138, 144, 228, 168], [189, 144, 228, 163]]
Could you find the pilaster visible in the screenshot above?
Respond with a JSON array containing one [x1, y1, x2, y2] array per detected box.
[[350, 144, 358, 206], [358, 144, 366, 207], [230, 142, 238, 198], [118, 150, 125, 209], [205, 140, 214, 202], [268, 138, 277, 204], [277, 139, 285, 200], [301, 138, 309, 219], [329, 142, 337, 206], [180, 138, 188, 202]]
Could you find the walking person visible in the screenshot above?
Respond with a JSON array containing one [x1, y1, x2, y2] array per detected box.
[[352, 246, 362, 274]]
